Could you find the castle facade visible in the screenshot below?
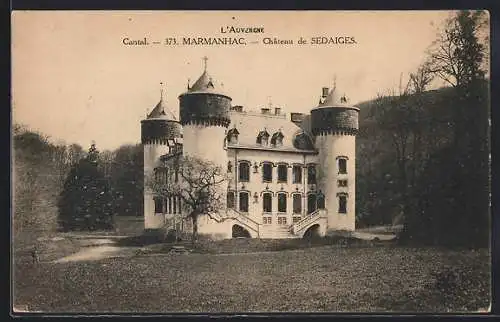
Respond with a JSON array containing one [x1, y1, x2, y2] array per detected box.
[[141, 62, 359, 240]]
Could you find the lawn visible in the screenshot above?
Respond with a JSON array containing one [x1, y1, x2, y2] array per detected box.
[[12, 244, 490, 313]]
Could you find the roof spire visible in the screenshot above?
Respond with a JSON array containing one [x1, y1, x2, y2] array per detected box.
[[202, 56, 208, 72], [333, 75, 337, 91], [267, 96, 272, 108], [160, 82, 165, 102]]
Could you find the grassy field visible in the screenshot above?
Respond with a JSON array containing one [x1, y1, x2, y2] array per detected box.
[[13, 242, 490, 313]]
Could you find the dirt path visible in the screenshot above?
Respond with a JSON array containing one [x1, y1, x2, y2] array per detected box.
[[53, 238, 140, 263]]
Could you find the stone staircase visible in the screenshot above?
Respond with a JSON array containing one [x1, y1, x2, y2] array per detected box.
[[259, 225, 296, 239]]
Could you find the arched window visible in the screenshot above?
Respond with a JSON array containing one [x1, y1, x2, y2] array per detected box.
[[227, 191, 235, 209], [239, 161, 250, 182], [293, 193, 302, 214], [239, 192, 249, 213], [262, 192, 272, 213], [307, 193, 317, 214], [277, 164, 288, 183], [262, 162, 273, 182], [277, 193, 287, 213], [338, 193, 348, 214]]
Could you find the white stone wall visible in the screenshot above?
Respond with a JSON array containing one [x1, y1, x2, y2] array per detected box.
[[315, 134, 356, 231], [143, 143, 169, 229], [226, 148, 319, 227], [182, 124, 229, 238]]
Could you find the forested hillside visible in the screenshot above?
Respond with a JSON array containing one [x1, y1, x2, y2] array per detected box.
[[354, 10, 490, 247], [12, 125, 144, 246]]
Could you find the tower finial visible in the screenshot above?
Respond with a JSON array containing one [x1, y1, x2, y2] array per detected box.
[[333, 75, 337, 91], [202, 56, 208, 72], [160, 82, 164, 101], [267, 96, 272, 108]]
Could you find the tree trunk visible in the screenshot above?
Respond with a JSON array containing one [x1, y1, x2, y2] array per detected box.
[[191, 214, 198, 245]]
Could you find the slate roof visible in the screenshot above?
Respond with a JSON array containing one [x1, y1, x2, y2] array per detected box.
[[227, 110, 316, 152], [147, 98, 178, 120], [182, 70, 229, 97], [318, 86, 350, 108]]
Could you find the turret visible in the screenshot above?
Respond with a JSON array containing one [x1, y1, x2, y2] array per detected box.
[[311, 82, 359, 232], [178, 57, 231, 163], [177, 57, 232, 239], [141, 83, 182, 144], [141, 83, 181, 230]]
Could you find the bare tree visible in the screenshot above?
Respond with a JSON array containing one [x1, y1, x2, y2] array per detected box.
[[408, 62, 434, 94], [148, 155, 228, 243], [427, 10, 488, 88]]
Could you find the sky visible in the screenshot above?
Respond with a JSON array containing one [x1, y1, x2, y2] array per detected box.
[[12, 11, 452, 150]]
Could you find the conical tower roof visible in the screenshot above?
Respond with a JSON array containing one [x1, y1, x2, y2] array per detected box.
[[181, 57, 229, 97], [318, 85, 350, 108], [146, 83, 177, 121]]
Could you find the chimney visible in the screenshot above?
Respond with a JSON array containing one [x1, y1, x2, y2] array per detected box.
[[322, 87, 329, 98], [231, 105, 244, 112], [274, 107, 281, 115], [291, 112, 305, 124]]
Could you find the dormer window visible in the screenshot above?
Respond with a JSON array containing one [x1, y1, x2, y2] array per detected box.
[[256, 129, 270, 146], [271, 131, 284, 147], [227, 127, 239, 145]]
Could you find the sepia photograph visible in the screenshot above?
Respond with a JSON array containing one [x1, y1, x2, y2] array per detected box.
[[11, 10, 491, 313]]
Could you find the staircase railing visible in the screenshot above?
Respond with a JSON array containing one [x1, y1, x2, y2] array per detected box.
[[290, 210, 326, 235], [210, 208, 261, 237]]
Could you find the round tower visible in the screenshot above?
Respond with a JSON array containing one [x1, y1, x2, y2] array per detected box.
[[178, 57, 231, 166], [141, 83, 182, 230], [311, 84, 359, 232], [178, 58, 231, 239]]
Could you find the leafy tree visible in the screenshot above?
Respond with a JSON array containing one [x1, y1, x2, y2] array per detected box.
[[148, 155, 227, 243], [57, 144, 115, 231], [428, 10, 488, 88], [108, 144, 143, 217]]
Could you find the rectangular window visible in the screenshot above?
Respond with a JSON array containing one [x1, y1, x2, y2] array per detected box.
[[154, 198, 163, 213], [307, 165, 317, 184], [239, 192, 249, 212], [263, 217, 272, 224], [239, 162, 250, 182], [278, 193, 287, 213], [173, 197, 177, 214], [278, 217, 287, 225], [293, 194, 302, 214], [338, 158, 347, 174], [293, 216, 301, 223], [338, 179, 348, 187], [177, 197, 182, 214], [263, 193, 272, 213], [227, 192, 235, 209], [277, 164, 288, 183], [339, 195, 347, 214], [292, 165, 302, 184], [262, 163, 273, 182], [168, 197, 173, 214]]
